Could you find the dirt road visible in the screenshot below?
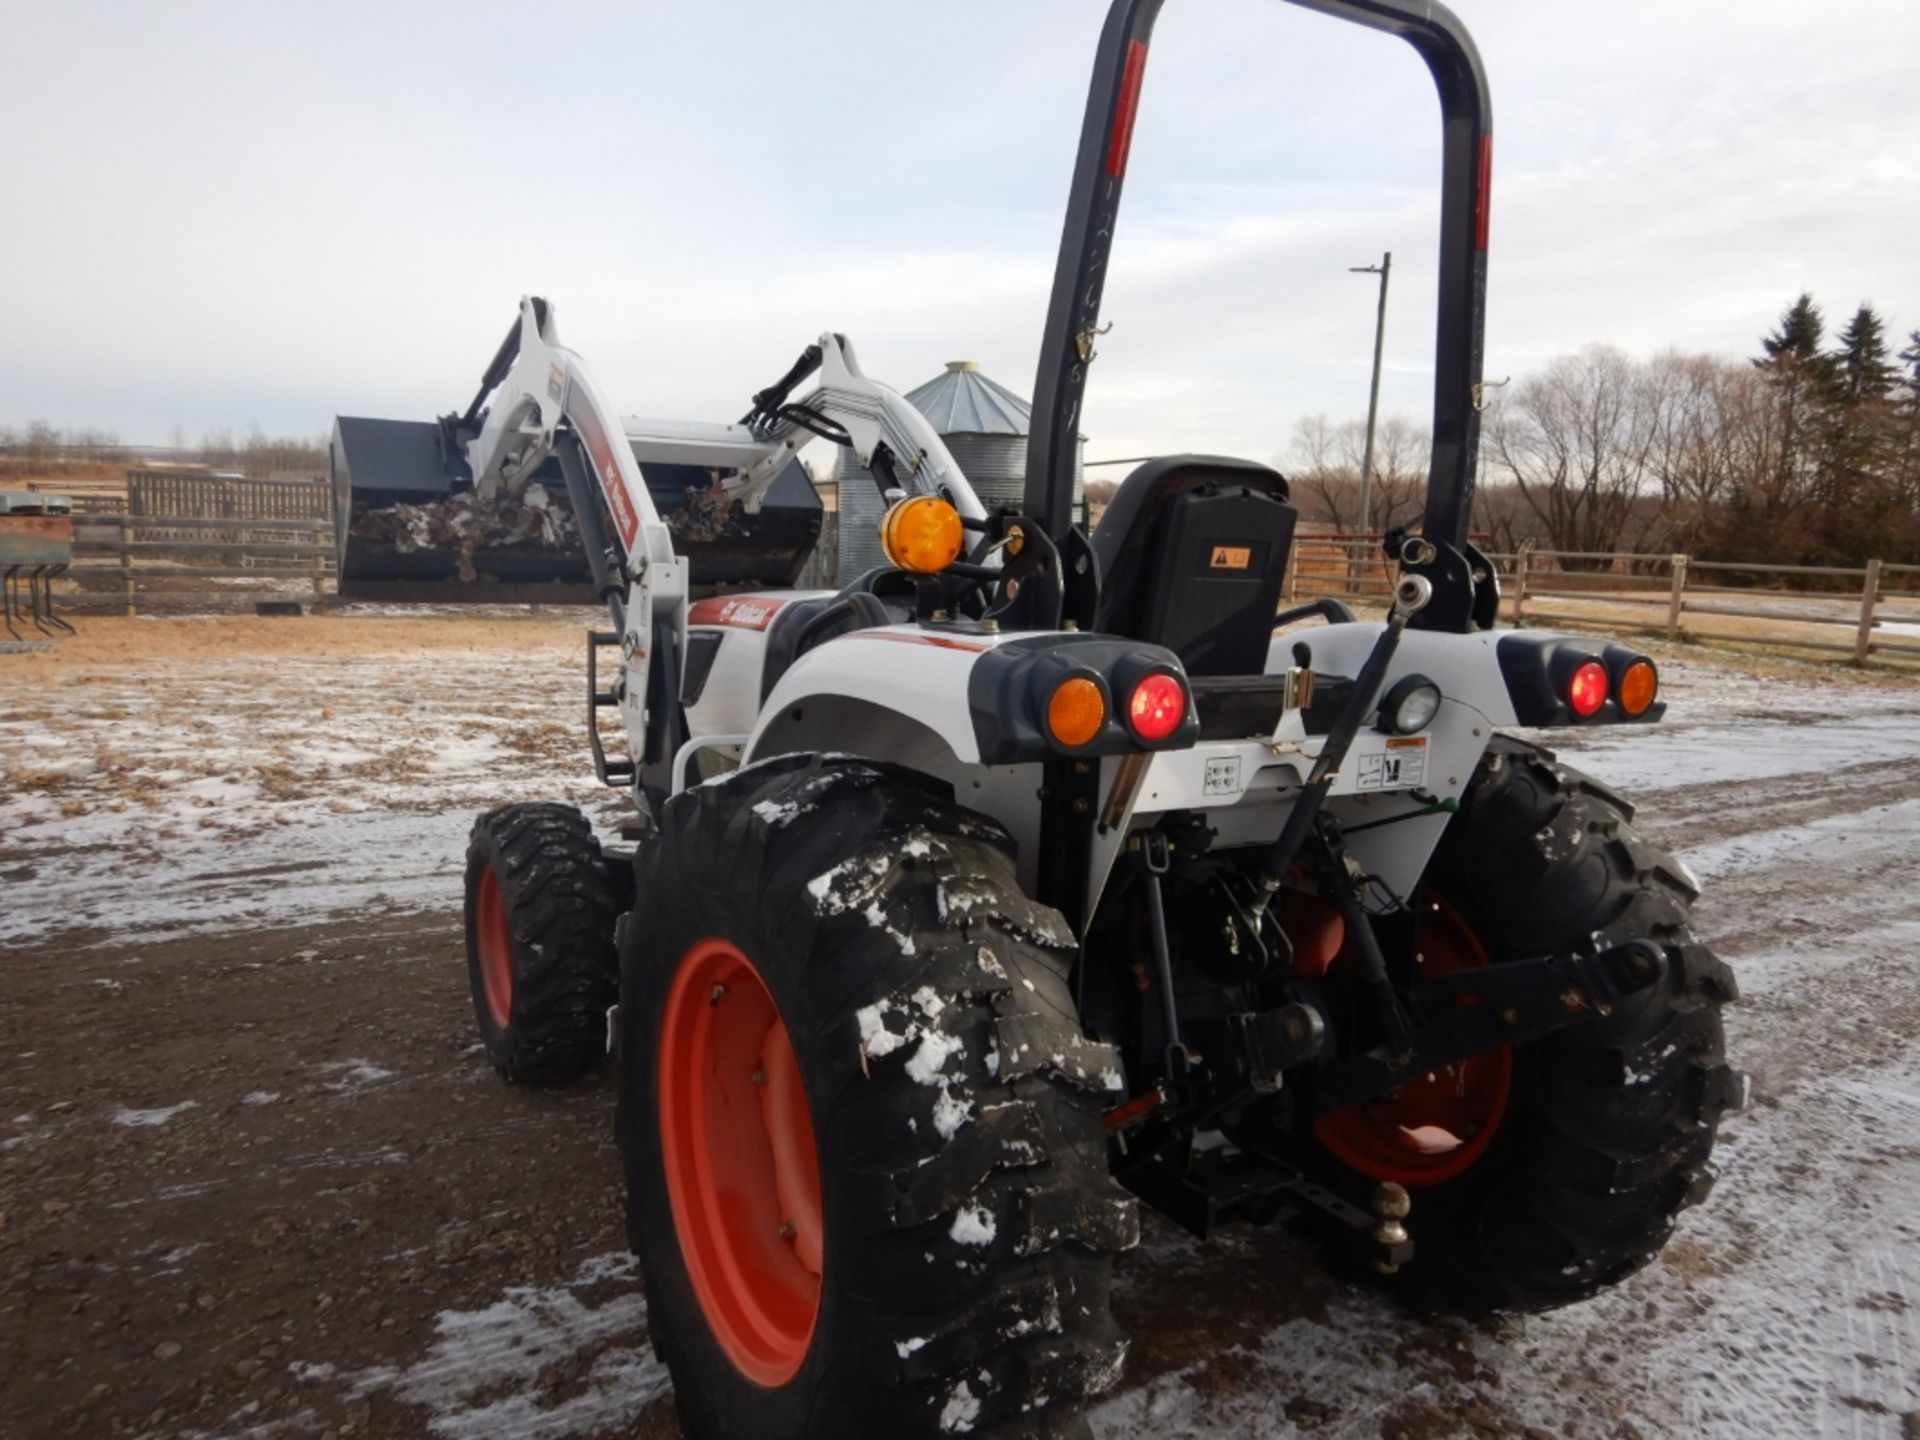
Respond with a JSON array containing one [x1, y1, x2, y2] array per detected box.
[[5, 615, 1919, 1438]]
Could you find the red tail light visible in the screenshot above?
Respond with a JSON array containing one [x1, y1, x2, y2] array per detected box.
[[1127, 672, 1186, 742], [1567, 660, 1609, 718]]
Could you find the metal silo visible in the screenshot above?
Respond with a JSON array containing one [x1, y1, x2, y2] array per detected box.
[[836, 361, 1084, 586]]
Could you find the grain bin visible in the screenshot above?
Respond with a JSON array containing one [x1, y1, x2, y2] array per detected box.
[[836, 362, 1084, 585]]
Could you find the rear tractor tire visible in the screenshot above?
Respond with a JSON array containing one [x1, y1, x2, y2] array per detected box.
[[463, 802, 625, 1084], [618, 756, 1135, 1439], [1306, 737, 1743, 1313]]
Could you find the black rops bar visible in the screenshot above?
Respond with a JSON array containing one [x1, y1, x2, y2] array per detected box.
[[1023, 0, 1492, 567]]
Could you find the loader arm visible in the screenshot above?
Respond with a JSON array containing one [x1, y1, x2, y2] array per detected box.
[[462, 299, 983, 536], [731, 334, 987, 521], [445, 297, 993, 804], [457, 296, 678, 575]]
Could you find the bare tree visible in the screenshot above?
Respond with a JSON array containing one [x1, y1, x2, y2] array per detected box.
[[1283, 413, 1425, 531], [1485, 346, 1663, 563], [24, 420, 60, 464], [1637, 352, 1781, 549]]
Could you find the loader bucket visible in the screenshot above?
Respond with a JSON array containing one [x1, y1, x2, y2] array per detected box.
[[330, 416, 593, 603], [329, 417, 823, 603]]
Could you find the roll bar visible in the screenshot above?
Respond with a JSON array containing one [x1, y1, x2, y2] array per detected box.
[[1022, 0, 1492, 555]]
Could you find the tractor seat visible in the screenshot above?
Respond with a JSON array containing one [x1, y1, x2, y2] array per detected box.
[[1091, 456, 1299, 677]]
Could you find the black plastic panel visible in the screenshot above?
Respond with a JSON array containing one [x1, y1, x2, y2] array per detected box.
[[1496, 633, 1665, 726], [967, 633, 1200, 764]]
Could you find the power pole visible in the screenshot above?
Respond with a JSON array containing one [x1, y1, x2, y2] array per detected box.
[[1349, 251, 1392, 538]]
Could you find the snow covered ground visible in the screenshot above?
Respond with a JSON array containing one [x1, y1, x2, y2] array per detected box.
[[7, 626, 1920, 1438], [1, 623, 626, 948]]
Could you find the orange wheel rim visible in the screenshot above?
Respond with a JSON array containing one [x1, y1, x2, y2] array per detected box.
[[1314, 897, 1512, 1187], [658, 938, 822, 1386], [475, 866, 514, 1030]]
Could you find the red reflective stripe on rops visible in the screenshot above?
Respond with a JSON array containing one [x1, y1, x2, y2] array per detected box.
[[1105, 39, 1149, 179], [1474, 133, 1493, 251]]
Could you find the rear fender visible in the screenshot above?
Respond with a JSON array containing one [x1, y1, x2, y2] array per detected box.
[[1277, 623, 1666, 728], [747, 638, 1045, 890], [748, 627, 995, 766], [745, 626, 1198, 902], [1270, 622, 1520, 726]]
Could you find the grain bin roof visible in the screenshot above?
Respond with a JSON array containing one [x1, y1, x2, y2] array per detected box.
[[903, 361, 1032, 437]]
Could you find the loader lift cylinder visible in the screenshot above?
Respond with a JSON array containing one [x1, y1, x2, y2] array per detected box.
[[1023, 0, 1492, 593]]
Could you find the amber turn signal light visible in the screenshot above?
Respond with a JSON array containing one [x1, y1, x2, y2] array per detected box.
[[1046, 676, 1107, 748], [879, 495, 964, 574], [1618, 659, 1658, 716]]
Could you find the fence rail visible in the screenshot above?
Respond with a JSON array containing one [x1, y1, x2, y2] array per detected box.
[[46, 500, 1920, 666], [1488, 544, 1910, 664], [64, 514, 335, 615], [1278, 537, 1918, 666], [126, 471, 329, 522]]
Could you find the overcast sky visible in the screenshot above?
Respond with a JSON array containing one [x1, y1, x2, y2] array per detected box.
[[3, 0, 1916, 465]]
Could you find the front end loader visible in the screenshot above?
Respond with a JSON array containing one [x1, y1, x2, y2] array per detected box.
[[352, 2, 1747, 1435]]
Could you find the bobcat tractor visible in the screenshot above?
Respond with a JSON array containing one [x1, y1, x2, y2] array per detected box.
[[333, 0, 1741, 1433]]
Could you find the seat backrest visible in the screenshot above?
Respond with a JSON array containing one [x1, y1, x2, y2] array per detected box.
[[1091, 455, 1297, 677]]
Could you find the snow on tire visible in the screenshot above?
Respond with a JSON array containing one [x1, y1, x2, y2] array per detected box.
[[617, 755, 1135, 1439]]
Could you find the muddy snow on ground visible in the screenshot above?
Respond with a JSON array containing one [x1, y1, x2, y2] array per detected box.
[[5, 622, 1920, 1438]]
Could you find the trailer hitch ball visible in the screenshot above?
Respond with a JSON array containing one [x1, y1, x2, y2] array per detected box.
[[1370, 1181, 1412, 1270], [1372, 1181, 1411, 1221]]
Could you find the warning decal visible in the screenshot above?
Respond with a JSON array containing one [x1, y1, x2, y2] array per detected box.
[[1355, 735, 1428, 791]]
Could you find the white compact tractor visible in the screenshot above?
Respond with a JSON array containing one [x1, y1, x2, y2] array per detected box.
[[334, 1, 1741, 1434]]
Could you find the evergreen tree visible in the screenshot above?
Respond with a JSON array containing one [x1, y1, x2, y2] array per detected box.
[[1758, 292, 1826, 369], [1806, 304, 1906, 559], [1894, 330, 1920, 517], [1749, 294, 1836, 543], [1835, 303, 1895, 405]]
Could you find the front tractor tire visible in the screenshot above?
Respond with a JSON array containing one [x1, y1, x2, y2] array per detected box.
[[463, 803, 624, 1083], [1308, 737, 1742, 1314], [618, 757, 1135, 1439]]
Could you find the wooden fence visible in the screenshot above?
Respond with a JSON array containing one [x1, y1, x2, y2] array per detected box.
[[1504, 547, 1920, 665], [127, 470, 330, 522], [64, 514, 335, 615], [43, 474, 337, 614], [1285, 532, 1399, 603], [1283, 534, 1920, 666]]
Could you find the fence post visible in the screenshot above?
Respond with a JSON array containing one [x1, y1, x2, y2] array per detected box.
[[1285, 537, 1299, 602], [312, 523, 328, 599], [1854, 557, 1883, 663], [119, 518, 135, 617], [1512, 543, 1531, 624], [1666, 553, 1688, 641]]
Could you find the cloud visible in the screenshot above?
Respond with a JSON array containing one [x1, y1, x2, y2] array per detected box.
[[1, 0, 1914, 467]]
